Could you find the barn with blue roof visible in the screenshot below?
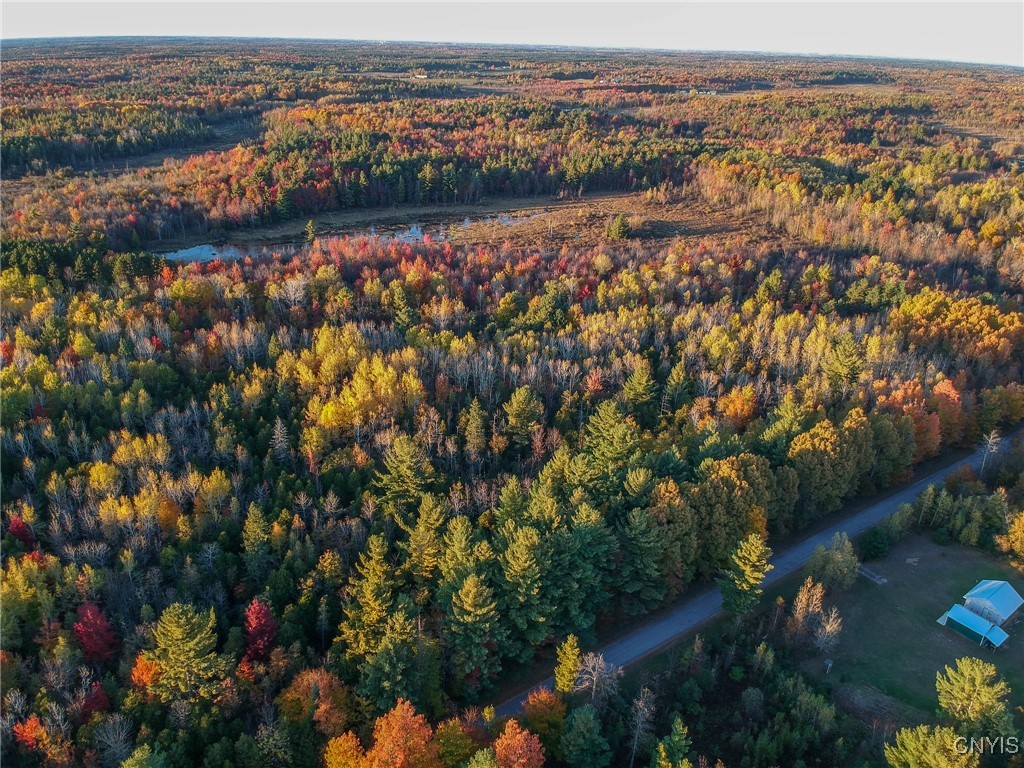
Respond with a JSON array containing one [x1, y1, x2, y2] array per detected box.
[[937, 579, 1022, 649]]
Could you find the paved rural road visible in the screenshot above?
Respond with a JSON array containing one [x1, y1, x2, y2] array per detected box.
[[495, 433, 1018, 716]]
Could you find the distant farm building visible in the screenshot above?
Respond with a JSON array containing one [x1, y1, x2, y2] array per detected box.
[[937, 580, 1022, 649]]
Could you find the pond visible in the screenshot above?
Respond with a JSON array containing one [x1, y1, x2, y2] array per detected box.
[[160, 213, 536, 262], [162, 225, 445, 262], [162, 243, 253, 262]]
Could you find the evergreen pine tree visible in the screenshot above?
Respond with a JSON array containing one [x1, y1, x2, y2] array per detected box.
[[538, 525, 583, 636], [584, 400, 641, 470], [622, 360, 657, 424], [461, 398, 488, 464], [554, 634, 581, 697], [560, 705, 611, 768], [935, 657, 1014, 738], [619, 508, 667, 615], [446, 572, 505, 695], [355, 612, 430, 715], [504, 387, 544, 448], [145, 603, 227, 702], [825, 333, 864, 396], [242, 502, 271, 582], [499, 525, 550, 662], [438, 516, 495, 611], [568, 504, 617, 630], [649, 717, 692, 768], [338, 535, 399, 661], [391, 284, 418, 332], [884, 725, 978, 768], [403, 495, 447, 592], [375, 434, 436, 519], [495, 477, 528, 527], [718, 533, 774, 619]]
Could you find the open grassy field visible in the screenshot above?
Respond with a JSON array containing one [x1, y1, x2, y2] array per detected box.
[[800, 534, 1024, 724]]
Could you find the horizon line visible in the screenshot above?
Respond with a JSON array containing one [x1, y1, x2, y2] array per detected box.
[[3, 34, 1022, 71]]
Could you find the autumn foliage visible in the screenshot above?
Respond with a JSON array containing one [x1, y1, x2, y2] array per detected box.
[[2, 38, 1023, 768], [242, 596, 279, 661], [73, 602, 118, 663], [493, 719, 546, 768], [364, 699, 441, 768]]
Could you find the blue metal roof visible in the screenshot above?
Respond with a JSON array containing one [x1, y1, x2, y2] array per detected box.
[[938, 604, 1009, 648], [963, 580, 1023, 621]]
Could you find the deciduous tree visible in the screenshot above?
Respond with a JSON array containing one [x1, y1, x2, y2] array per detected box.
[[522, 688, 566, 760], [277, 668, 352, 738], [73, 602, 118, 663], [243, 597, 278, 661], [805, 532, 859, 592], [324, 733, 364, 768], [364, 699, 441, 768], [493, 719, 545, 768]]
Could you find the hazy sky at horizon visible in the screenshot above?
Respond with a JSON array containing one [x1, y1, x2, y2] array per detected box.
[[3, 1, 1023, 68]]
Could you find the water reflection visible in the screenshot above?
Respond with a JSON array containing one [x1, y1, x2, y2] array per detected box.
[[161, 214, 531, 262], [162, 243, 250, 262]]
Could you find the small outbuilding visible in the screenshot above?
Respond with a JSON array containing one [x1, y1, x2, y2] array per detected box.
[[963, 580, 1023, 626], [937, 604, 1009, 648]]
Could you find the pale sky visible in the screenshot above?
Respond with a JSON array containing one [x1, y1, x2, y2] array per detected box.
[[3, 1, 1023, 68]]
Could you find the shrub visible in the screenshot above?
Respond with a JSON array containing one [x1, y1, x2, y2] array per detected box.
[[859, 527, 891, 561], [605, 214, 631, 240]]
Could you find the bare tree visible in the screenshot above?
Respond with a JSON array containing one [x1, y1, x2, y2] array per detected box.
[[627, 687, 656, 768], [575, 652, 622, 713], [94, 713, 133, 767], [980, 430, 1002, 477], [813, 606, 843, 654], [1, 690, 29, 748]]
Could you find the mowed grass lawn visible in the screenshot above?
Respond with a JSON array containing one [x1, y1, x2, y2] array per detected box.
[[799, 533, 1024, 720]]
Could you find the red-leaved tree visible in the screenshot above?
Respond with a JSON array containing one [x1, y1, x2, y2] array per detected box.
[[8, 515, 35, 549], [80, 681, 111, 720], [73, 603, 118, 664], [243, 597, 278, 661]]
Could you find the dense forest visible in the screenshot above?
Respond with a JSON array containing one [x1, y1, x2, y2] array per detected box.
[[2, 40, 1023, 768]]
